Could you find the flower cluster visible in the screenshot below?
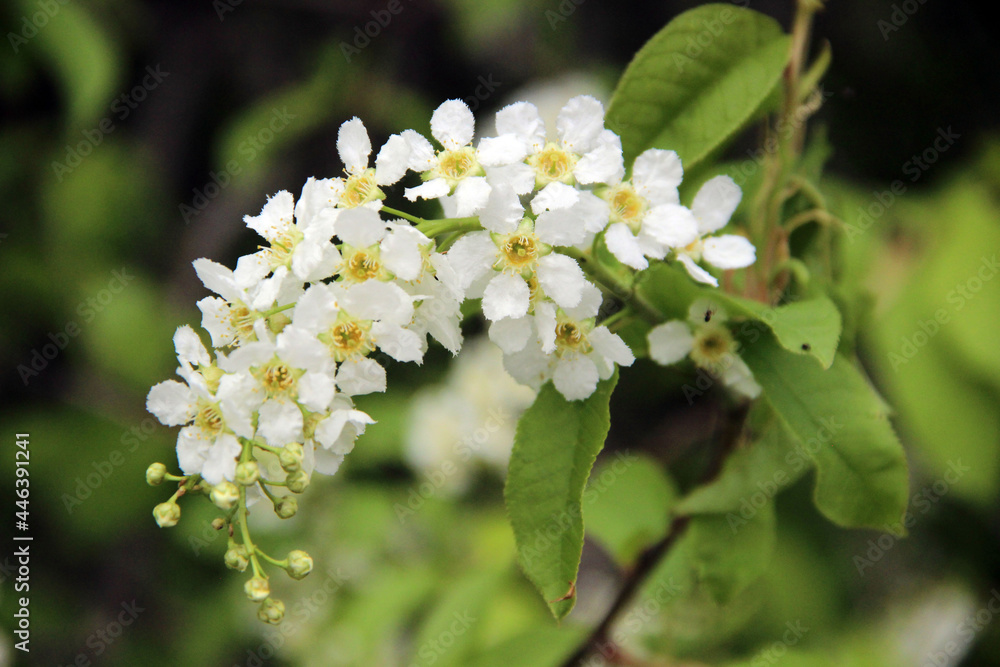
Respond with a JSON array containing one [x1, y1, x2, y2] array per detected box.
[[144, 94, 760, 621]]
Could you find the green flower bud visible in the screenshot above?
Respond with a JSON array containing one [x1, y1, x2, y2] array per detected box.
[[224, 546, 249, 572], [235, 461, 260, 486], [285, 470, 310, 494], [153, 502, 181, 528], [279, 443, 304, 473], [286, 550, 313, 580], [211, 517, 226, 531], [146, 463, 168, 486], [273, 496, 297, 519], [244, 576, 270, 602], [268, 313, 292, 334], [210, 481, 240, 510], [257, 597, 285, 624]]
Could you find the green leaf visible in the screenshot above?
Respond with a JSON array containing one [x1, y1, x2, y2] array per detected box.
[[466, 626, 586, 667], [584, 453, 677, 566], [410, 569, 503, 667], [687, 500, 776, 604], [606, 4, 791, 170], [714, 294, 842, 368], [743, 335, 909, 529], [504, 371, 619, 620]]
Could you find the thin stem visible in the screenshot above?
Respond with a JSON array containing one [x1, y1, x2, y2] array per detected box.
[[380, 206, 426, 225], [261, 302, 295, 318], [561, 248, 664, 323], [254, 547, 288, 569], [416, 216, 482, 238]]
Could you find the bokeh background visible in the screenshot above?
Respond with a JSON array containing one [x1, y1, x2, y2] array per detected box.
[[2, 0, 999, 665]]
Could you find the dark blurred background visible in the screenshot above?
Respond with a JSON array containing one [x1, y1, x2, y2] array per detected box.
[[2, 1, 1000, 665]]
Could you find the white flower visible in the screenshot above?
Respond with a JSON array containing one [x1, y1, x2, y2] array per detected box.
[[447, 212, 592, 322], [238, 188, 342, 287], [674, 176, 756, 286], [482, 95, 624, 194], [646, 298, 760, 399], [335, 117, 411, 209], [146, 326, 256, 484], [502, 286, 634, 401], [193, 258, 299, 348], [312, 395, 375, 474], [285, 281, 422, 394], [403, 99, 522, 217], [600, 149, 700, 271]]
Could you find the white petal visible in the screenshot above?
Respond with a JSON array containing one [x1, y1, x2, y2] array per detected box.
[[703, 235, 757, 269], [643, 204, 700, 248], [632, 149, 683, 205], [375, 133, 410, 185], [402, 129, 436, 172], [605, 222, 648, 270], [201, 434, 242, 485], [502, 343, 551, 391], [677, 254, 719, 286], [404, 178, 451, 202], [380, 228, 424, 281], [535, 300, 558, 354], [193, 258, 241, 302], [297, 371, 336, 412], [336, 207, 386, 249], [488, 316, 532, 354], [276, 326, 330, 372], [249, 266, 288, 311], [336, 358, 386, 395], [313, 450, 346, 475], [244, 191, 294, 243], [344, 281, 414, 325], [495, 101, 546, 151], [647, 321, 695, 365], [485, 163, 536, 195], [574, 130, 624, 185], [446, 232, 496, 289], [431, 99, 475, 150], [454, 177, 492, 217], [176, 428, 210, 476], [535, 208, 588, 247], [721, 356, 762, 399], [589, 326, 635, 367], [576, 191, 611, 234], [692, 175, 742, 234], [429, 253, 464, 300], [291, 284, 339, 334], [147, 380, 196, 426], [565, 281, 604, 320], [222, 340, 275, 373], [233, 251, 271, 290], [537, 254, 587, 309], [556, 95, 605, 154], [174, 325, 210, 367], [476, 134, 528, 167], [372, 322, 425, 363], [257, 398, 304, 447], [337, 117, 372, 175], [482, 273, 530, 321], [530, 181, 578, 215], [295, 177, 341, 223], [553, 355, 599, 401], [479, 182, 523, 234], [198, 297, 235, 348]]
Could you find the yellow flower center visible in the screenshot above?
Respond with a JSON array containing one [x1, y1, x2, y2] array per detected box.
[[690, 325, 735, 370], [322, 317, 374, 362], [499, 233, 539, 271], [605, 184, 647, 232], [195, 402, 225, 436], [339, 169, 381, 208], [554, 320, 593, 356], [436, 147, 480, 185], [229, 303, 257, 346], [343, 247, 383, 283], [265, 227, 304, 269], [529, 143, 577, 186], [261, 362, 296, 395]]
